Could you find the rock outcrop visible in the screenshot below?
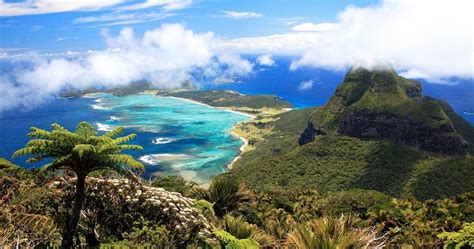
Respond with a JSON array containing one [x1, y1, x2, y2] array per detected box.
[[299, 120, 325, 146], [304, 66, 470, 154]]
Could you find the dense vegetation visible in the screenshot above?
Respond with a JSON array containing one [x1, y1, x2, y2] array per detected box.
[[1, 166, 472, 248], [158, 90, 293, 109], [229, 68, 474, 200]]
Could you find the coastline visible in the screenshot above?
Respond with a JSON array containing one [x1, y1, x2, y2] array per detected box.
[[86, 90, 257, 173], [152, 95, 256, 170], [227, 129, 249, 170]]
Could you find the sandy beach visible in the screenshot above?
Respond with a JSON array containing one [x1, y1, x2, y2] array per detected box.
[[227, 129, 249, 169]]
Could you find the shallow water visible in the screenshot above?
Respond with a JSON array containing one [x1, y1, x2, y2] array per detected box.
[[0, 93, 251, 184]]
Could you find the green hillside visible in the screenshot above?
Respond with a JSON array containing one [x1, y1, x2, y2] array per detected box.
[[228, 67, 474, 200], [158, 90, 292, 109]]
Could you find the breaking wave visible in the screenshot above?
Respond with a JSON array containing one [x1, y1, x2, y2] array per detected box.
[[152, 137, 177, 144]]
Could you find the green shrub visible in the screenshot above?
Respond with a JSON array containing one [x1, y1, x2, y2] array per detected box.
[[438, 222, 474, 249]]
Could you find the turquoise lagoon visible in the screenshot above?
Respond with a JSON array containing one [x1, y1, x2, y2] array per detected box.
[[0, 93, 252, 184]]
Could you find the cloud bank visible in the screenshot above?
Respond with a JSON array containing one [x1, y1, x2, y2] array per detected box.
[[0, 24, 252, 112], [292, 0, 474, 81], [221, 0, 473, 82], [221, 11, 263, 19], [291, 22, 336, 32]]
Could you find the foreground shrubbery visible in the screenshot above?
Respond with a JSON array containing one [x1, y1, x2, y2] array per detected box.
[[1, 168, 473, 248]]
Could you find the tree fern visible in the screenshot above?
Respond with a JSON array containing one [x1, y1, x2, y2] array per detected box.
[[13, 121, 143, 248]]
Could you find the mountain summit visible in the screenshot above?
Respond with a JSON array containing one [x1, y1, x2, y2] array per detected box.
[[304, 67, 470, 154]]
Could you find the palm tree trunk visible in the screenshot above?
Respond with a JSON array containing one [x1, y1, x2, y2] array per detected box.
[[61, 174, 86, 248]]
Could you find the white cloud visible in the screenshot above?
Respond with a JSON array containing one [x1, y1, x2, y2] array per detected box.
[[219, 0, 473, 82], [298, 80, 314, 91], [291, 22, 336, 32], [218, 32, 320, 55], [0, 0, 125, 16], [291, 0, 474, 81], [256, 54, 275, 66], [0, 0, 191, 17], [74, 11, 173, 26], [221, 11, 263, 19], [276, 16, 307, 26], [31, 25, 43, 31], [73, 0, 190, 26], [120, 0, 191, 11], [0, 24, 252, 112], [57, 37, 79, 42]]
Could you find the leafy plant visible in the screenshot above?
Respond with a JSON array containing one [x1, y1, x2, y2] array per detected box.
[[437, 222, 474, 249], [151, 175, 197, 195], [285, 215, 385, 249], [222, 215, 257, 239], [13, 122, 143, 248], [193, 176, 249, 217], [0, 158, 18, 170], [212, 229, 259, 249], [195, 199, 216, 218]]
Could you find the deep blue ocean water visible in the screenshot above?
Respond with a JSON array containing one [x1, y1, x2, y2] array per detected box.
[[1, 57, 473, 183]]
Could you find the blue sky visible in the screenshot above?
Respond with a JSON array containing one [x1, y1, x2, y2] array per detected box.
[[0, 0, 472, 112], [0, 0, 379, 51]]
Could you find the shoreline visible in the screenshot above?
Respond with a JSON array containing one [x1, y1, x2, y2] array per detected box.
[[227, 129, 249, 170], [86, 90, 257, 173], [153, 95, 256, 170]]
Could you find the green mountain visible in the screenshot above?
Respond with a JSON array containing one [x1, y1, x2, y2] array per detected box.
[[229, 67, 474, 200]]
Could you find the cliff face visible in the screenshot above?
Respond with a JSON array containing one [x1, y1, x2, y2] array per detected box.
[[337, 110, 468, 154], [303, 67, 470, 154], [299, 120, 325, 146]]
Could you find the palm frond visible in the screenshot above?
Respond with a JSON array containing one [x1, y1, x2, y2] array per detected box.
[[117, 144, 143, 151], [50, 130, 81, 142], [12, 147, 37, 158], [75, 121, 96, 138], [108, 154, 144, 170], [40, 156, 71, 173], [51, 123, 67, 131], [72, 144, 96, 157], [104, 126, 124, 138], [27, 127, 51, 139], [113, 133, 137, 144]]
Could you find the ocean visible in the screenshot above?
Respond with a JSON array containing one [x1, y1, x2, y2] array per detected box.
[[1, 56, 473, 183], [0, 93, 251, 183]]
